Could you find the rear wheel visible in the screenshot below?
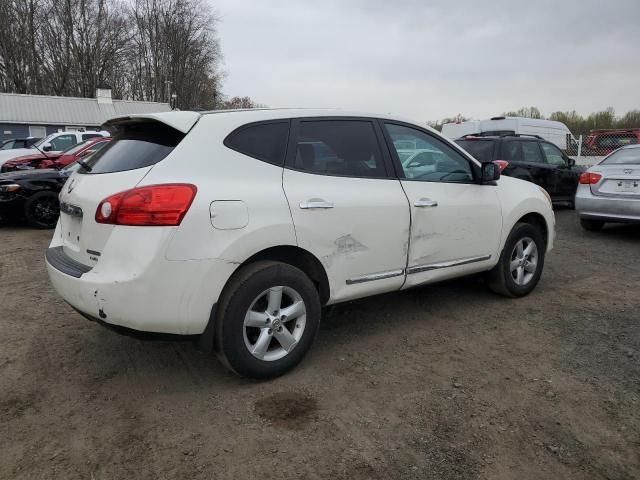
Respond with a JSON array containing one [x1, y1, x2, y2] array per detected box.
[[580, 218, 604, 231], [487, 222, 545, 297], [24, 191, 59, 229], [215, 261, 321, 379]]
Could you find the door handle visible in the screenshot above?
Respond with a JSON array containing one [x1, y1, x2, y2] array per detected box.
[[414, 198, 438, 208], [299, 199, 335, 209]]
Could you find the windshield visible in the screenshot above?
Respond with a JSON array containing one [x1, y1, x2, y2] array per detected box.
[[601, 148, 640, 165], [455, 139, 496, 162], [62, 141, 89, 155], [33, 134, 57, 148], [61, 161, 81, 173]]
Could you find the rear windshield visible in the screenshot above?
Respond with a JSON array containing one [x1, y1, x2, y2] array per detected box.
[[455, 139, 496, 162], [81, 122, 184, 174], [601, 148, 640, 165]]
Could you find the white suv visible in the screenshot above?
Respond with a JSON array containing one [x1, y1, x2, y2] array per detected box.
[[46, 110, 555, 378]]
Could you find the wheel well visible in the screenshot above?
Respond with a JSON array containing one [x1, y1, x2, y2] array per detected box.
[[239, 246, 330, 304], [516, 212, 549, 247]]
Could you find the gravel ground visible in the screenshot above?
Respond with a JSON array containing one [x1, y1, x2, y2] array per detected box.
[[1, 210, 639, 480]]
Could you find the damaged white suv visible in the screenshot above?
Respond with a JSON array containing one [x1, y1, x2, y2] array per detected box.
[[46, 109, 555, 378]]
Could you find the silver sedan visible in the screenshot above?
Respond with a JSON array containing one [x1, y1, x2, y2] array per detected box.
[[576, 144, 640, 231]]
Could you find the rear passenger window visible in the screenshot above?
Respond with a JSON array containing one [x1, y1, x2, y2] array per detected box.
[[501, 141, 523, 162], [522, 142, 543, 163], [293, 120, 387, 178], [225, 122, 289, 166]]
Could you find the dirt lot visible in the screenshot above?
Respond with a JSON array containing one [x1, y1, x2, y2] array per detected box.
[[1, 210, 639, 480]]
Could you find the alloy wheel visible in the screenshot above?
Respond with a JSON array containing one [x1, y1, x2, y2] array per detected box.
[[510, 237, 538, 286], [243, 286, 307, 361]]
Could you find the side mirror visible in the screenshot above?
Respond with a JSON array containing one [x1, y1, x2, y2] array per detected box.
[[567, 157, 576, 167], [481, 162, 501, 183], [42, 143, 52, 152]]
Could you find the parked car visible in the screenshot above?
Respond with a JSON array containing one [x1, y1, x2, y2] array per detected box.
[[576, 144, 640, 230], [1, 137, 111, 172], [0, 162, 81, 228], [584, 128, 640, 156], [0, 131, 109, 167], [442, 117, 575, 150], [1, 137, 41, 150], [46, 110, 555, 379], [455, 134, 585, 206]]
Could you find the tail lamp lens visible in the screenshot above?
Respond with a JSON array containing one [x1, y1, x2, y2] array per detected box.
[[579, 172, 602, 185], [95, 184, 197, 226], [493, 160, 509, 172]]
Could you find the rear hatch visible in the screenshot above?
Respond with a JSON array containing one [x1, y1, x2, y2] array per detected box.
[[56, 113, 199, 266], [591, 165, 640, 198]]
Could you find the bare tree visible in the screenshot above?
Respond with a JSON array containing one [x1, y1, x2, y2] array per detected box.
[[0, 0, 223, 108]]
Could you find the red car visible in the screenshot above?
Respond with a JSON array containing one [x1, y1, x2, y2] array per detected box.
[[1, 137, 111, 172], [584, 128, 640, 156]]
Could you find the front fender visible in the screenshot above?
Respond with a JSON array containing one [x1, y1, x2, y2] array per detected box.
[[496, 177, 555, 253]]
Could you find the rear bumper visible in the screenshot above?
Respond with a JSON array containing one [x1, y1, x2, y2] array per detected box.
[[575, 185, 640, 223], [45, 236, 238, 335]]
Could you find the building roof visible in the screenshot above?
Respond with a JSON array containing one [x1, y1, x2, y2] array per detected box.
[[0, 92, 171, 126]]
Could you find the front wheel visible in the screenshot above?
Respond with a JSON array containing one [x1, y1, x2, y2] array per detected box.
[[24, 191, 59, 229], [487, 222, 546, 297], [215, 261, 321, 379]]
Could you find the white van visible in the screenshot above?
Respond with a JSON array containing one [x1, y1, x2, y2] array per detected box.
[[441, 117, 574, 150]]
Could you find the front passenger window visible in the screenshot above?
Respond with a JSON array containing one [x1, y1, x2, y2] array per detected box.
[[50, 135, 76, 151], [540, 143, 566, 166], [384, 123, 473, 183]]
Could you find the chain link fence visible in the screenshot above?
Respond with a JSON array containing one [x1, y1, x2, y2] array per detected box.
[[566, 129, 640, 165]]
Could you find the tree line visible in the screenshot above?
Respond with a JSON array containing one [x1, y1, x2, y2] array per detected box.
[[429, 107, 640, 135], [0, 0, 232, 110]]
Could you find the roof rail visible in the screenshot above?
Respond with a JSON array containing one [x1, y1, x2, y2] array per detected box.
[[498, 133, 543, 139], [458, 133, 543, 140]]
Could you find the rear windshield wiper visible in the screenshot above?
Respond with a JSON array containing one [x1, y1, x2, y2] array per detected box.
[[77, 159, 92, 172]]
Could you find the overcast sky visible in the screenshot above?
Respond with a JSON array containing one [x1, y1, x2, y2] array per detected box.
[[212, 0, 640, 123]]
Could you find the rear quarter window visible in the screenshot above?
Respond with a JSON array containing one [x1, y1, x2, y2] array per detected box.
[[224, 121, 290, 166], [82, 122, 184, 174]]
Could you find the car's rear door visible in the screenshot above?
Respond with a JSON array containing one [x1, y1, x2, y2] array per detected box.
[[282, 118, 410, 303]]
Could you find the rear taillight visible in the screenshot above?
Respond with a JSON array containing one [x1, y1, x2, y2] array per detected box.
[[493, 160, 509, 172], [579, 172, 602, 185], [95, 183, 197, 226]]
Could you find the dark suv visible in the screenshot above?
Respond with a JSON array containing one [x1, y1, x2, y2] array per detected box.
[[455, 134, 585, 206]]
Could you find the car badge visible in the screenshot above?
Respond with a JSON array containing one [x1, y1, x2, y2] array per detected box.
[[67, 178, 76, 193], [624, 169, 633, 174]]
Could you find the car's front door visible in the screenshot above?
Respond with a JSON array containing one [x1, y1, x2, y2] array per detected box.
[[381, 122, 502, 288], [540, 141, 578, 198], [283, 118, 411, 303]]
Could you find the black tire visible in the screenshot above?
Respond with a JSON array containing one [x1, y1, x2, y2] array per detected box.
[[214, 261, 321, 379], [24, 191, 59, 229], [487, 222, 546, 298], [580, 218, 604, 231]]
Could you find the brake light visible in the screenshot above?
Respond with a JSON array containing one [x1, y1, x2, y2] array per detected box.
[[494, 160, 509, 172], [95, 184, 197, 226], [579, 172, 602, 185]]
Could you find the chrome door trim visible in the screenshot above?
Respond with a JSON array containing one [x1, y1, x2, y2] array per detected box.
[[406, 255, 492, 275], [346, 268, 405, 285]]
